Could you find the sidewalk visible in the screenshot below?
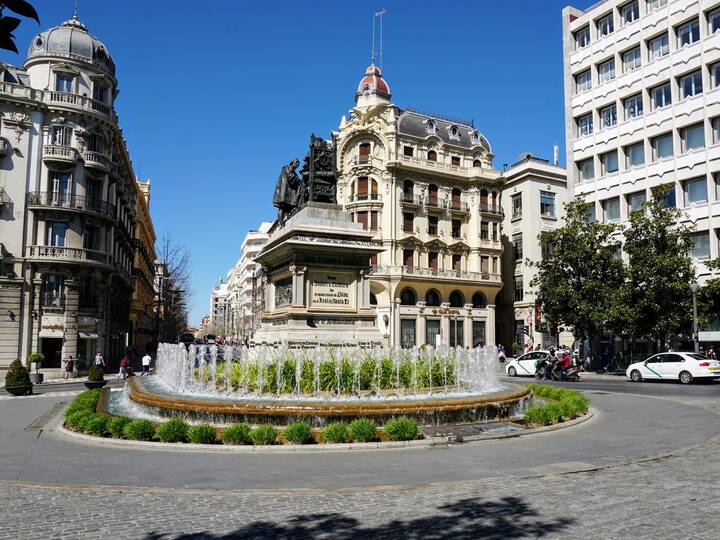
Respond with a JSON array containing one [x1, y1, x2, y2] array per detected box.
[[579, 370, 627, 381]]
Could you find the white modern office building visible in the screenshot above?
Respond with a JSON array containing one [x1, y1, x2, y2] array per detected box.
[[562, 0, 720, 282]]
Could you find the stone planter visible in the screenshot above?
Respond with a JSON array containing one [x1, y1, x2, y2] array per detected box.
[[30, 373, 44, 384], [5, 385, 33, 396], [84, 380, 107, 390]]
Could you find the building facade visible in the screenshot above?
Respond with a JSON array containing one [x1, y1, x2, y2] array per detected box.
[[208, 281, 229, 336], [496, 155, 572, 352], [230, 222, 272, 340], [562, 0, 720, 281], [129, 179, 158, 352], [0, 16, 139, 370], [335, 65, 505, 348]]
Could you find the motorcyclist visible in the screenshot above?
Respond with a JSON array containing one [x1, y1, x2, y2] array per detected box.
[[557, 350, 572, 381], [544, 348, 556, 380]]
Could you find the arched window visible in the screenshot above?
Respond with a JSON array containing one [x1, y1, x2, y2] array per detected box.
[[359, 142, 371, 163], [428, 184, 439, 205], [451, 188, 461, 205], [427, 150, 437, 162], [370, 179, 378, 199], [492, 191, 498, 207], [449, 290, 464, 308], [400, 287, 417, 306], [370, 292, 378, 306], [472, 292, 487, 308], [426, 289, 441, 307], [473, 159, 481, 168]]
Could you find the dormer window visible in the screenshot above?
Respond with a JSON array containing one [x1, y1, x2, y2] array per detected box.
[[451, 156, 461, 166], [96, 47, 106, 61], [34, 36, 43, 49], [471, 131, 480, 144], [425, 120, 436, 134], [55, 74, 74, 93], [427, 150, 437, 162], [449, 125, 460, 140]]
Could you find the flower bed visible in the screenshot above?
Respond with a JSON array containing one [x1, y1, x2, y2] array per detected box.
[[523, 384, 590, 427], [63, 390, 420, 446]]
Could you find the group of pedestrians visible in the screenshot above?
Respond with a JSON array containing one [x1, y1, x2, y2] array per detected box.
[[60, 350, 154, 380]]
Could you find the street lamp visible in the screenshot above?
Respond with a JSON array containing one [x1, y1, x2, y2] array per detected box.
[[690, 281, 699, 354]]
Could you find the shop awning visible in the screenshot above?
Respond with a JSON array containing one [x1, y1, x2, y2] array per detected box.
[[79, 332, 99, 339]]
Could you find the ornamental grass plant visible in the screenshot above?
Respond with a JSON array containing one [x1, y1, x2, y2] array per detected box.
[[250, 425, 278, 445], [188, 423, 217, 444], [122, 419, 155, 441], [349, 418, 377, 442], [221, 423, 252, 445], [83, 414, 109, 436], [321, 422, 348, 444], [524, 384, 590, 427], [383, 417, 419, 441], [107, 416, 131, 438], [283, 422, 312, 444], [155, 418, 189, 443]]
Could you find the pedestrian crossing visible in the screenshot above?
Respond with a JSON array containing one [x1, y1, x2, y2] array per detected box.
[[0, 390, 81, 401]]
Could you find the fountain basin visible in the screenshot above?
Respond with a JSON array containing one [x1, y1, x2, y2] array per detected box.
[[122, 376, 531, 427]]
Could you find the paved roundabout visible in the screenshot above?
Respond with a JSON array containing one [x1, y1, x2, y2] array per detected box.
[[1, 385, 719, 538]]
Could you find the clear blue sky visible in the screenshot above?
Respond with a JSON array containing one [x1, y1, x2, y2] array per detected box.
[[4, 0, 594, 325]]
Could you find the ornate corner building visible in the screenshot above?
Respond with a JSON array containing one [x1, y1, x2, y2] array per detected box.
[[335, 65, 505, 348], [0, 16, 143, 370]]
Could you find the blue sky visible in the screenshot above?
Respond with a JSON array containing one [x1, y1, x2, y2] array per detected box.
[[4, 0, 594, 325]]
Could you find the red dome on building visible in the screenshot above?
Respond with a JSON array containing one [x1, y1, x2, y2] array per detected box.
[[355, 64, 391, 100]]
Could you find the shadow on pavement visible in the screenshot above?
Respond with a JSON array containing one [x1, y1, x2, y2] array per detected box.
[[143, 496, 574, 539]]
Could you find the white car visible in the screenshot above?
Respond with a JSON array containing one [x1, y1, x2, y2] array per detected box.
[[505, 350, 553, 377], [626, 352, 720, 384]]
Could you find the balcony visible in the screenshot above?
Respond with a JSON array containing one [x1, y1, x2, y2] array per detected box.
[[369, 265, 501, 283], [400, 193, 422, 207], [348, 155, 383, 168], [40, 291, 64, 309], [448, 200, 470, 214], [0, 81, 39, 102], [27, 245, 110, 267], [83, 151, 111, 172], [45, 91, 111, 119], [424, 197, 446, 212], [27, 192, 115, 220], [479, 203, 504, 217], [42, 144, 79, 164]]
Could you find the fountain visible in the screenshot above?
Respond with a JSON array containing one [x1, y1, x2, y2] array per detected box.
[[107, 343, 531, 427]]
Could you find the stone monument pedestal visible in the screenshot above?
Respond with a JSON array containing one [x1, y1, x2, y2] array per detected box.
[[254, 203, 383, 347]]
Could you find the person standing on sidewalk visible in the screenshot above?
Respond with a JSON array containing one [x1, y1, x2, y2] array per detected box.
[[141, 352, 151, 376], [63, 355, 74, 379], [94, 352, 105, 373]]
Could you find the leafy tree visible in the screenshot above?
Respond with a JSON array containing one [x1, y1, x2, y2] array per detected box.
[[0, 1, 39, 53], [698, 258, 720, 328], [530, 197, 624, 354], [620, 185, 695, 348]]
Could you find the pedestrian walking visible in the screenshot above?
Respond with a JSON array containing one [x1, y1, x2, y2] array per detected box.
[[94, 351, 105, 372], [63, 355, 74, 379], [118, 355, 130, 380], [498, 344, 506, 363], [141, 352, 151, 376]]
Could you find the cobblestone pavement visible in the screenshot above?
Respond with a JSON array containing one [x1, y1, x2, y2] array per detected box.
[[1, 429, 719, 540]]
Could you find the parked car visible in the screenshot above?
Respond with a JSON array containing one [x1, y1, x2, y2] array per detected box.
[[626, 352, 720, 384], [505, 350, 553, 377]]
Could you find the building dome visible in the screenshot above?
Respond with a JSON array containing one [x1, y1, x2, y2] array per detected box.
[[355, 64, 391, 101], [26, 16, 115, 76]]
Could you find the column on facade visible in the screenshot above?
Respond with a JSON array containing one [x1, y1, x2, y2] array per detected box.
[[440, 303, 450, 345], [29, 277, 42, 358], [358, 269, 370, 309], [62, 278, 79, 362], [486, 304, 496, 346], [392, 298, 401, 347], [416, 303, 426, 347], [463, 305, 473, 348]]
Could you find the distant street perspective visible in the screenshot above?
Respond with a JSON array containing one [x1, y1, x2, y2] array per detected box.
[[1, 1, 720, 539]]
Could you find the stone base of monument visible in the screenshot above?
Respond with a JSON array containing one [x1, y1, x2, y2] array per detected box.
[[253, 203, 384, 348]]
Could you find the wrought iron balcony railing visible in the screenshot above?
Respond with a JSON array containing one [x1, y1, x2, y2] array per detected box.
[[27, 191, 115, 218]]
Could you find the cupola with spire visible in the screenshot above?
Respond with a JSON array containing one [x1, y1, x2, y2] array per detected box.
[[354, 64, 391, 108]]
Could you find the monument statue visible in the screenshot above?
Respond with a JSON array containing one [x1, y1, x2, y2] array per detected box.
[[272, 134, 337, 224]]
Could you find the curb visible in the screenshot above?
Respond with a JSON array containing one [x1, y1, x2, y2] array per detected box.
[[55, 408, 596, 454]]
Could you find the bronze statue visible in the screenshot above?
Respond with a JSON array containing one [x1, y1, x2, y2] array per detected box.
[[272, 134, 337, 224], [272, 158, 302, 223]]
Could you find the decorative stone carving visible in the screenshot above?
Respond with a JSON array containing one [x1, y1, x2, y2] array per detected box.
[[3, 112, 32, 143]]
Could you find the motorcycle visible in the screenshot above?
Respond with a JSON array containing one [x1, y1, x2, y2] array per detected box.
[[551, 363, 581, 382], [534, 355, 555, 380]]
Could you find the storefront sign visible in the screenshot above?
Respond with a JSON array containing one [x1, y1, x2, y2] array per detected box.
[[309, 271, 355, 310], [40, 314, 64, 338]]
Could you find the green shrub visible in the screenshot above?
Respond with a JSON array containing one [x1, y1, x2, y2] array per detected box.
[[5, 359, 31, 387], [65, 389, 101, 416], [349, 418, 377, 442], [188, 423, 217, 444], [524, 384, 590, 427], [88, 365, 104, 382], [107, 416, 131, 438], [122, 419, 155, 441], [65, 410, 93, 430], [383, 417, 419, 441], [283, 421, 312, 444], [84, 414, 108, 436], [27, 352, 44, 365], [155, 418, 189, 443], [322, 422, 348, 444], [221, 423, 252, 445], [250, 425, 278, 445]]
